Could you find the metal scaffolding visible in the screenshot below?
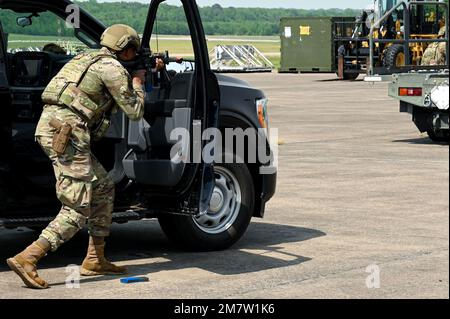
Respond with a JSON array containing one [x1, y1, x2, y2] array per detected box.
[[209, 45, 274, 73]]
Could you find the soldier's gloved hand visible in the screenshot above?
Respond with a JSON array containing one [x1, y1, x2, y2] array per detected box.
[[154, 58, 165, 72], [132, 70, 146, 86]]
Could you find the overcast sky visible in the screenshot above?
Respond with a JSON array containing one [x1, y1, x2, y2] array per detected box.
[[97, 0, 367, 10]]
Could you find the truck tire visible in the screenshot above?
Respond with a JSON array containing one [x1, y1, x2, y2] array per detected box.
[[427, 130, 449, 143], [158, 162, 255, 251], [384, 44, 405, 68]]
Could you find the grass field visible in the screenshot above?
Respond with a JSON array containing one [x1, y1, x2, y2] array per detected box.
[[8, 33, 282, 68]]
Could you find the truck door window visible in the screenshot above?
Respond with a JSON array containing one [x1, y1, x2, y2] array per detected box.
[[150, 2, 195, 74], [0, 9, 93, 54]]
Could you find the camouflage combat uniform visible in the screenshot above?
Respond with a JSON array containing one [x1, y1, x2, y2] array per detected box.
[[35, 47, 145, 252], [421, 27, 447, 66], [421, 42, 447, 66]]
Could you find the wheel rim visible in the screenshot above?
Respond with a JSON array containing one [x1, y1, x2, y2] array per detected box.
[[396, 52, 405, 67], [193, 166, 242, 234]]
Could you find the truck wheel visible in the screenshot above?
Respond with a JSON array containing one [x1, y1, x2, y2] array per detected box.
[[427, 130, 449, 143], [384, 44, 405, 68], [158, 163, 255, 251]]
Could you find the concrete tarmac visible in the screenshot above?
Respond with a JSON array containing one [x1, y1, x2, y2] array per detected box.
[[0, 73, 448, 299]]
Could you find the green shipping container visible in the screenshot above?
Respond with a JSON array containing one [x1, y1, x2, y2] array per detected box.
[[279, 17, 353, 73]]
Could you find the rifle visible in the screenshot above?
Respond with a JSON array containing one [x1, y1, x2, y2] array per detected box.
[[121, 48, 154, 73], [121, 49, 183, 90]]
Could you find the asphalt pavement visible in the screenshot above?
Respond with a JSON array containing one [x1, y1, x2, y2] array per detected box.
[[0, 73, 448, 299]]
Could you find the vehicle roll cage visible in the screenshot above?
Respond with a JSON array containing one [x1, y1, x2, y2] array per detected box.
[[368, 0, 449, 75]]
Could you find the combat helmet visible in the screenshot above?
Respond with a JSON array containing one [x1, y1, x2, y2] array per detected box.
[[100, 24, 141, 51]]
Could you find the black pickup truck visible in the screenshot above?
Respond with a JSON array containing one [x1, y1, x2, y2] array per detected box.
[[0, 0, 277, 251]]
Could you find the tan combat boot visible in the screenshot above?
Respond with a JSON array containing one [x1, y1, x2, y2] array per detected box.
[[80, 236, 127, 276], [6, 239, 50, 289]]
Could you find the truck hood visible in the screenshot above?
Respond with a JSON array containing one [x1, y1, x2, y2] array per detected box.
[[215, 74, 253, 90]]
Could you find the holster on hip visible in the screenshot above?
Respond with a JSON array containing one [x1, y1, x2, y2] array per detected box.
[[49, 118, 72, 156]]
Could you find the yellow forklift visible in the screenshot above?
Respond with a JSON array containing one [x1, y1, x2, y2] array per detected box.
[[334, 0, 448, 79]]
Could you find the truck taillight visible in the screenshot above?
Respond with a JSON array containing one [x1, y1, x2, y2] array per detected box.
[[399, 88, 422, 97]]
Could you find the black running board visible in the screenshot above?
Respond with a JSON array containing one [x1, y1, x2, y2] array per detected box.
[[0, 211, 144, 229]]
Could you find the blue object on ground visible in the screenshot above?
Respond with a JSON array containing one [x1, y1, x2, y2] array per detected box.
[[120, 277, 150, 284]]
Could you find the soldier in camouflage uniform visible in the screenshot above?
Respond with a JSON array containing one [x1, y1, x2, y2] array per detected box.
[[7, 25, 148, 289], [421, 26, 447, 66]]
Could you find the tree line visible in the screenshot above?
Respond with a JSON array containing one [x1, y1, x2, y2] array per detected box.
[[1, 1, 361, 37]]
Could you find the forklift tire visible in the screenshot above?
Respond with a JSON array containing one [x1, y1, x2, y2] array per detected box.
[[384, 44, 405, 68], [343, 73, 359, 81], [336, 71, 359, 81], [158, 162, 255, 252]]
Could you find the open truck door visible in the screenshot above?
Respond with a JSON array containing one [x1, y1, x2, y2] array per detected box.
[[0, 19, 10, 152], [122, 0, 220, 216], [0, 20, 12, 213], [0, 20, 10, 157]]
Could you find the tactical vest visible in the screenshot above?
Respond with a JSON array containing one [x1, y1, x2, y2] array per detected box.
[[41, 51, 114, 123]]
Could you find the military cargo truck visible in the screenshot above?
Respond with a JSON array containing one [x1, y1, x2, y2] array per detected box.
[[387, 70, 449, 142], [336, 0, 448, 80], [363, 0, 449, 142]]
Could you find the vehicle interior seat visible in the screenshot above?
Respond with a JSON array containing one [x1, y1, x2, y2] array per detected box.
[[9, 51, 52, 122], [9, 50, 72, 122], [10, 51, 52, 87], [123, 72, 194, 187], [9, 51, 71, 189]]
